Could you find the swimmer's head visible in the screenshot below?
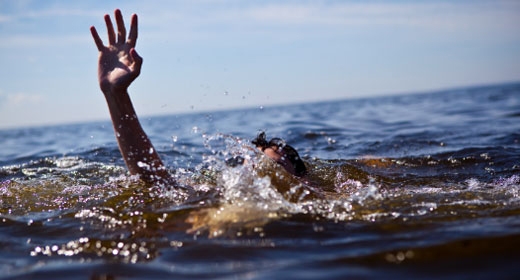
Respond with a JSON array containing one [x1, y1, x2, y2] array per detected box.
[[252, 132, 307, 177]]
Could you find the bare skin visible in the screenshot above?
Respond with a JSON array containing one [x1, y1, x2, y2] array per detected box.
[[260, 146, 296, 175], [90, 10, 306, 186], [90, 10, 171, 185]]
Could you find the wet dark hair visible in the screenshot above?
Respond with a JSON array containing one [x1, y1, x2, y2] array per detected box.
[[252, 132, 307, 177]]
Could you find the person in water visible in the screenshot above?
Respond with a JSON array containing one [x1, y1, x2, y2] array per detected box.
[[90, 9, 306, 185]]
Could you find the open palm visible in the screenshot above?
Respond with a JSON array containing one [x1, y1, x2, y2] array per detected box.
[[90, 9, 142, 93]]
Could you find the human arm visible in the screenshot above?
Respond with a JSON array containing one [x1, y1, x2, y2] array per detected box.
[[90, 9, 171, 185]]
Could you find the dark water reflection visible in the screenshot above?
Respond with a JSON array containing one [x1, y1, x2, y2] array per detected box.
[[1, 83, 520, 279]]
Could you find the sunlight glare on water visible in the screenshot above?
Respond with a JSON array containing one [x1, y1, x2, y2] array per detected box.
[[1, 83, 520, 278]]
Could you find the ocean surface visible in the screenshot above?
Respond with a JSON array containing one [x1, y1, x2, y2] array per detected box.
[[1, 83, 519, 279]]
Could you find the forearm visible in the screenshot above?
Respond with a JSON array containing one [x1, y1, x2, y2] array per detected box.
[[104, 89, 170, 184]]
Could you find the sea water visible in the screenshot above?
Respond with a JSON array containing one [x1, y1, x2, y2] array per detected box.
[[1, 83, 519, 279]]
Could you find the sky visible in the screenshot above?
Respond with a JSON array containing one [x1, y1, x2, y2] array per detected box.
[[0, 0, 519, 129]]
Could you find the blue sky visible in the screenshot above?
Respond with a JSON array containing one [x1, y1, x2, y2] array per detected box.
[[0, 0, 519, 129]]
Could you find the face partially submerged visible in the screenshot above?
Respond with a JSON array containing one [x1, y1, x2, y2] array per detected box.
[[252, 132, 307, 177]]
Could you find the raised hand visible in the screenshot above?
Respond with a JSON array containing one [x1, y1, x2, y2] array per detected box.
[[90, 10, 172, 186], [90, 9, 142, 94]]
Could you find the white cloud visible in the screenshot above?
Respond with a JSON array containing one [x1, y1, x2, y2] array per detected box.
[[130, 1, 520, 45], [21, 9, 101, 19], [0, 91, 43, 107], [0, 1, 103, 21], [0, 90, 47, 128], [242, 1, 520, 30], [0, 14, 12, 23], [0, 34, 89, 48], [2, 1, 518, 48], [0, 21, 90, 51]]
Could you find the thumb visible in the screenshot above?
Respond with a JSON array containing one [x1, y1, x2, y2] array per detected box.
[[130, 48, 143, 67], [129, 48, 143, 74]]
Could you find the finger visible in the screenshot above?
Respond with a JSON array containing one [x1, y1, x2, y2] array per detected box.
[[129, 49, 143, 79], [90, 26, 105, 51], [115, 9, 126, 45], [127, 14, 138, 48], [104, 14, 116, 45], [130, 48, 143, 69], [129, 48, 143, 77]]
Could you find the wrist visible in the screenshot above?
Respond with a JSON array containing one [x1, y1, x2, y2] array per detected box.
[[103, 88, 134, 113], [101, 86, 127, 96], [101, 83, 129, 99]]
